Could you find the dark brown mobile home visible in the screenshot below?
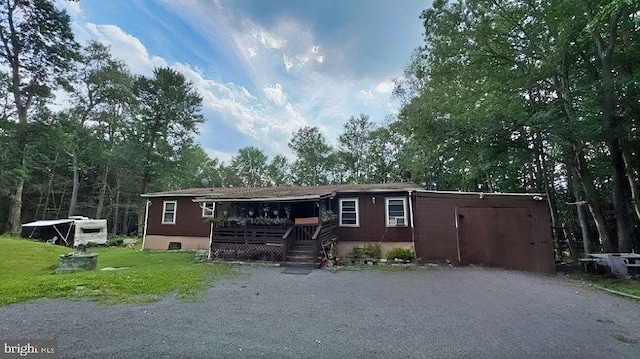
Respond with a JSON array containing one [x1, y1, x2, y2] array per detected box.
[[140, 184, 555, 273]]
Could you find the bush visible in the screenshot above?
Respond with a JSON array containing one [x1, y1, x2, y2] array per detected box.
[[350, 246, 366, 258], [386, 248, 414, 261], [363, 243, 382, 258], [349, 243, 383, 259], [106, 236, 126, 247]]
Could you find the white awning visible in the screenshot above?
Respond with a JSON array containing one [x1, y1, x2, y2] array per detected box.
[[21, 219, 74, 227]]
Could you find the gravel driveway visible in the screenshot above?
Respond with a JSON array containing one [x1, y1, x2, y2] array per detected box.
[[2, 266, 640, 359]]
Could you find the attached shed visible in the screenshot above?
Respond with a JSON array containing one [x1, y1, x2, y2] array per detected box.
[[413, 191, 554, 273]]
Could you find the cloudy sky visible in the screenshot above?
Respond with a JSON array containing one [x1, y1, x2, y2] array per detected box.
[[56, 0, 429, 162]]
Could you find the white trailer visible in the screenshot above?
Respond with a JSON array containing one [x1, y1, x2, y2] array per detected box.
[[21, 217, 108, 247]]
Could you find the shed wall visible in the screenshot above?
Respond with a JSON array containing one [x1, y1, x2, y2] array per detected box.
[[414, 192, 554, 273]]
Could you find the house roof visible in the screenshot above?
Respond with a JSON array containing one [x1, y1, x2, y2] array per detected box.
[[141, 182, 422, 201]]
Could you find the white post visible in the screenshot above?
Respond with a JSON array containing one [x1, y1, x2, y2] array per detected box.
[[408, 190, 416, 255], [141, 199, 151, 251], [207, 202, 215, 260]]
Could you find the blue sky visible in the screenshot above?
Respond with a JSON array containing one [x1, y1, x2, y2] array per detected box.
[[56, 0, 430, 162]]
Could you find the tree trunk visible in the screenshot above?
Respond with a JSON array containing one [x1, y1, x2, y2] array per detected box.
[[534, 133, 561, 258], [608, 138, 633, 252], [554, 50, 612, 252], [122, 197, 130, 235], [575, 150, 613, 252], [55, 190, 66, 218], [112, 176, 120, 234], [67, 146, 80, 218], [590, 7, 633, 252], [95, 165, 109, 218], [7, 110, 28, 235], [569, 168, 594, 255], [40, 154, 58, 220], [7, 174, 24, 236], [622, 150, 640, 223]]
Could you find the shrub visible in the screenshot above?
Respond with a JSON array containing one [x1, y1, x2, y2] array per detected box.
[[106, 236, 125, 247], [363, 243, 382, 258], [386, 248, 414, 261], [350, 243, 383, 259], [350, 246, 366, 258]]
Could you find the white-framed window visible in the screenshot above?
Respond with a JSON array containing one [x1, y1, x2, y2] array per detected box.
[[385, 197, 407, 227], [202, 201, 215, 217], [339, 198, 359, 227], [162, 200, 177, 224]]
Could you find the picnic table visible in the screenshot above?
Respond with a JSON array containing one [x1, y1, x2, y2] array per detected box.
[[578, 253, 640, 273]]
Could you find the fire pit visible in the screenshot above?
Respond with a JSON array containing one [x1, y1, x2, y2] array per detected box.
[[56, 244, 99, 273]]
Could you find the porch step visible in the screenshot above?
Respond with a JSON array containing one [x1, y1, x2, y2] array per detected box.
[[289, 243, 315, 249], [286, 254, 317, 262], [286, 240, 319, 264], [287, 248, 315, 256], [282, 262, 317, 268]]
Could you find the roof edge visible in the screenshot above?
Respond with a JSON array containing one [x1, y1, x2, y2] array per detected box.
[[192, 194, 322, 202], [416, 190, 546, 197]]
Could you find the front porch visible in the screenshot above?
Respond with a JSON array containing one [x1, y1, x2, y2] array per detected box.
[[207, 200, 338, 265]]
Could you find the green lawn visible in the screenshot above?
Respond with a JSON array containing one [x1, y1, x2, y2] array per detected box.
[[572, 273, 640, 298], [0, 236, 234, 306]]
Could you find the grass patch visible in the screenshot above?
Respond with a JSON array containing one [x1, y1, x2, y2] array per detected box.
[[570, 273, 640, 297], [0, 236, 234, 306]]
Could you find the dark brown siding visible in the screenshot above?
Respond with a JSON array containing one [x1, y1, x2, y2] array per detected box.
[[335, 192, 412, 242], [146, 197, 210, 237], [413, 192, 554, 273]]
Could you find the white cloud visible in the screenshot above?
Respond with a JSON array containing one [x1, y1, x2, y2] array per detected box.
[[204, 148, 234, 163], [359, 80, 396, 104], [171, 62, 306, 153], [65, 0, 403, 159], [283, 54, 294, 71], [263, 84, 288, 107], [253, 29, 286, 49], [84, 23, 167, 76], [375, 80, 395, 94], [55, 0, 83, 17]]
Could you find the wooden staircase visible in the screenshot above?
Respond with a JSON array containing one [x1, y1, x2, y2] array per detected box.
[[285, 240, 318, 266], [284, 224, 318, 266], [283, 219, 339, 266]]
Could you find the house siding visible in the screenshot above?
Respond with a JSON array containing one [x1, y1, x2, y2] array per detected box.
[[334, 192, 413, 243], [147, 197, 210, 237]]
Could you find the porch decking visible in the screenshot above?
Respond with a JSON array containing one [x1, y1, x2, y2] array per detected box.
[[210, 218, 338, 264]]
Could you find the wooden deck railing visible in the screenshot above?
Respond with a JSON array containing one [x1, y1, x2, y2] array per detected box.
[[211, 225, 290, 262], [210, 219, 339, 262], [314, 218, 338, 256], [213, 225, 288, 244]]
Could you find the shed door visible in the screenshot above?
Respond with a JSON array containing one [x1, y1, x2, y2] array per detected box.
[[457, 207, 536, 271]]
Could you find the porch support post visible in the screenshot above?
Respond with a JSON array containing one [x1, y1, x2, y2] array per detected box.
[[207, 202, 215, 260], [408, 190, 416, 255]]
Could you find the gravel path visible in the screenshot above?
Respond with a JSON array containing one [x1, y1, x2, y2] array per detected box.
[[2, 266, 640, 359]]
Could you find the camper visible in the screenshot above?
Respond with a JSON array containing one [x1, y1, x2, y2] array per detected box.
[[21, 216, 108, 247]]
